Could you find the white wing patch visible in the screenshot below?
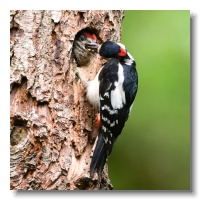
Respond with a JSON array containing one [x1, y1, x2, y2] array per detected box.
[[102, 105, 118, 114], [110, 63, 126, 109]]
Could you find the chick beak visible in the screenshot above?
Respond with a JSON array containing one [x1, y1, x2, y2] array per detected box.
[[85, 42, 99, 53]]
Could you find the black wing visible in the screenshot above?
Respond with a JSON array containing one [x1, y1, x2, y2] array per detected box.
[[90, 59, 138, 180], [98, 59, 138, 155]]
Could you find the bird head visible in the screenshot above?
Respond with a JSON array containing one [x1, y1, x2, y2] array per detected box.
[[98, 40, 127, 58], [86, 40, 128, 59], [72, 31, 98, 66], [75, 31, 98, 53]]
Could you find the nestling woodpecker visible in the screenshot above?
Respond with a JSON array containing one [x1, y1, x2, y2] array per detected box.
[[85, 40, 138, 181], [72, 30, 98, 66]]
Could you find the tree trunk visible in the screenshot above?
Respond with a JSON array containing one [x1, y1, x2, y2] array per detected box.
[[10, 10, 124, 190]]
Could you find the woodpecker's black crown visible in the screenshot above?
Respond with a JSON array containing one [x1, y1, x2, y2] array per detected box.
[[99, 40, 127, 58]]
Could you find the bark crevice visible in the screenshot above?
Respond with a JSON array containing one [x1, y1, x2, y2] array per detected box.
[[10, 10, 124, 190]]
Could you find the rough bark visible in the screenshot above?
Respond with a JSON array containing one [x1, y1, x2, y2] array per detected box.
[[10, 10, 124, 190]]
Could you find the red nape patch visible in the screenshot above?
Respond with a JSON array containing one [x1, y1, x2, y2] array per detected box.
[[118, 47, 127, 57], [83, 32, 97, 40], [94, 113, 101, 129]]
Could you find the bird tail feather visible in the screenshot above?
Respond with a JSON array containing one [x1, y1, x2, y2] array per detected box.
[[90, 132, 107, 181]]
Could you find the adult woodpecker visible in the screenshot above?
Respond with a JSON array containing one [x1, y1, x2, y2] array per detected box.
[[72, 30, 98, 66], [85, 40, 138, 181]]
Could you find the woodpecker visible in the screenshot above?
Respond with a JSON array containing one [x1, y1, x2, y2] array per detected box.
[[72, 30, 98, 66], [85, 40, 138, 181]]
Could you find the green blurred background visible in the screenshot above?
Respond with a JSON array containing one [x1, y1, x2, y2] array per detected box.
[[108, 10, 190, 190]]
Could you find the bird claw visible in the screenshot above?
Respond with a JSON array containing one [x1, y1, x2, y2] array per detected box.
[[71, 62, 88, 88], [75, 69, 88, 88]]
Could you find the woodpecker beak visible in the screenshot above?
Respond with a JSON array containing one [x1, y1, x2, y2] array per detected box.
[[85, 42, 99, 53]]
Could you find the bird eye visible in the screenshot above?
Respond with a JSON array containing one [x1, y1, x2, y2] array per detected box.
[[80, 35, 85, 41]]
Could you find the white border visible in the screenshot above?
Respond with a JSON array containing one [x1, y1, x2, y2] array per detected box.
[[1, 0, 199, 199], [4, 0, 199, 10]]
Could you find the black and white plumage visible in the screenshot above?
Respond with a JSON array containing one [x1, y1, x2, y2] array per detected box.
[[86, 40, 138, 181]]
